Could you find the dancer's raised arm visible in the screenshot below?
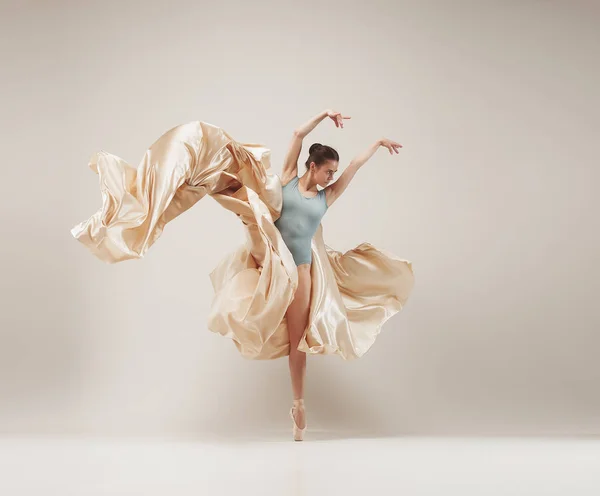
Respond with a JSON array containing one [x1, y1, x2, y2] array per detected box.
[[324, 138, 402, 207], [281, 109, 350, 185]]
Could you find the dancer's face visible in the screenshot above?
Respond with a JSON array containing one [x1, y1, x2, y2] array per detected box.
[[310, 160, 338, 187]]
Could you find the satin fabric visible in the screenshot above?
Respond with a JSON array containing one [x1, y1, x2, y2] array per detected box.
[[71, 121, 415, 360]]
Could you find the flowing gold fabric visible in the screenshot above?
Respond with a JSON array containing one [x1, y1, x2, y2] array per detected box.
[[71, 121, 415, 360]]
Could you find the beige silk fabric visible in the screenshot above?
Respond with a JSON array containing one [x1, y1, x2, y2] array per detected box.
[[71, 121, 415, 360]]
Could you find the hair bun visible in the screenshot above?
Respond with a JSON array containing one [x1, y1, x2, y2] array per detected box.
[[309, 143, 322, 154]]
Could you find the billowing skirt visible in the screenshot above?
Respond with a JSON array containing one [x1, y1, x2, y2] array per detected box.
[[71, 121, 415, 360]]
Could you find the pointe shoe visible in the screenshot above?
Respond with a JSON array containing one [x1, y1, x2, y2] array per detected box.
[[289, 399, 307, 441]]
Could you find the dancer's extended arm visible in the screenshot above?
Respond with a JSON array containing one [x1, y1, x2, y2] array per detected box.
[[281, 109, 350, 185], [324, 137, 402, 207]]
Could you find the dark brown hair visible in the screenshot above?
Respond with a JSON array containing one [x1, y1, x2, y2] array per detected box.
[[305, 143, 339, 169]]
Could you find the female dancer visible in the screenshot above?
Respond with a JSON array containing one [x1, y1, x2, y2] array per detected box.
[[275, 109, 402, 440]]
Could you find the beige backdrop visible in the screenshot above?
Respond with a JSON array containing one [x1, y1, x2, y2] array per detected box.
[[1, 0, 598, 437]]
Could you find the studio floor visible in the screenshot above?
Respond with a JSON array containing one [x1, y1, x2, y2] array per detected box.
[[1, 432, 599, 495]]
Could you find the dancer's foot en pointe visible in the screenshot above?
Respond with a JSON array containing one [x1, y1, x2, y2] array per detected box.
[[289, 399, 307, 441]]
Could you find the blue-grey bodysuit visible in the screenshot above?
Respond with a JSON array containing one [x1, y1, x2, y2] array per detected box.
[[274, 175, 329, 266]]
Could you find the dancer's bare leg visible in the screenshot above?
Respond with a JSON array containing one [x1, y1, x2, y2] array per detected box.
[[286, 263, 312, 429]]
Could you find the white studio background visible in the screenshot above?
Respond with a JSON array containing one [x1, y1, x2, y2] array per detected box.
[[0, 0, 598, 438]]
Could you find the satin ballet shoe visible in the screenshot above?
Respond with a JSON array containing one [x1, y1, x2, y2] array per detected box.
[[289, 399, 307, 441]]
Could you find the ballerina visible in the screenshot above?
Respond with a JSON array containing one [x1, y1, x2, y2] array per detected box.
[[274, 109, 402, 440]]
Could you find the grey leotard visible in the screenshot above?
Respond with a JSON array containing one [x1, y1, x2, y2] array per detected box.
[[274, 175, 329, 266]]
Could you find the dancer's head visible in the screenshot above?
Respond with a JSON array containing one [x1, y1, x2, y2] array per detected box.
[[306, 143, 339, 187]]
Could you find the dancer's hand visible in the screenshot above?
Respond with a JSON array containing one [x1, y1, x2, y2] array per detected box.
[[378, 138, 403, 155], [326, 109, 351, 128]]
